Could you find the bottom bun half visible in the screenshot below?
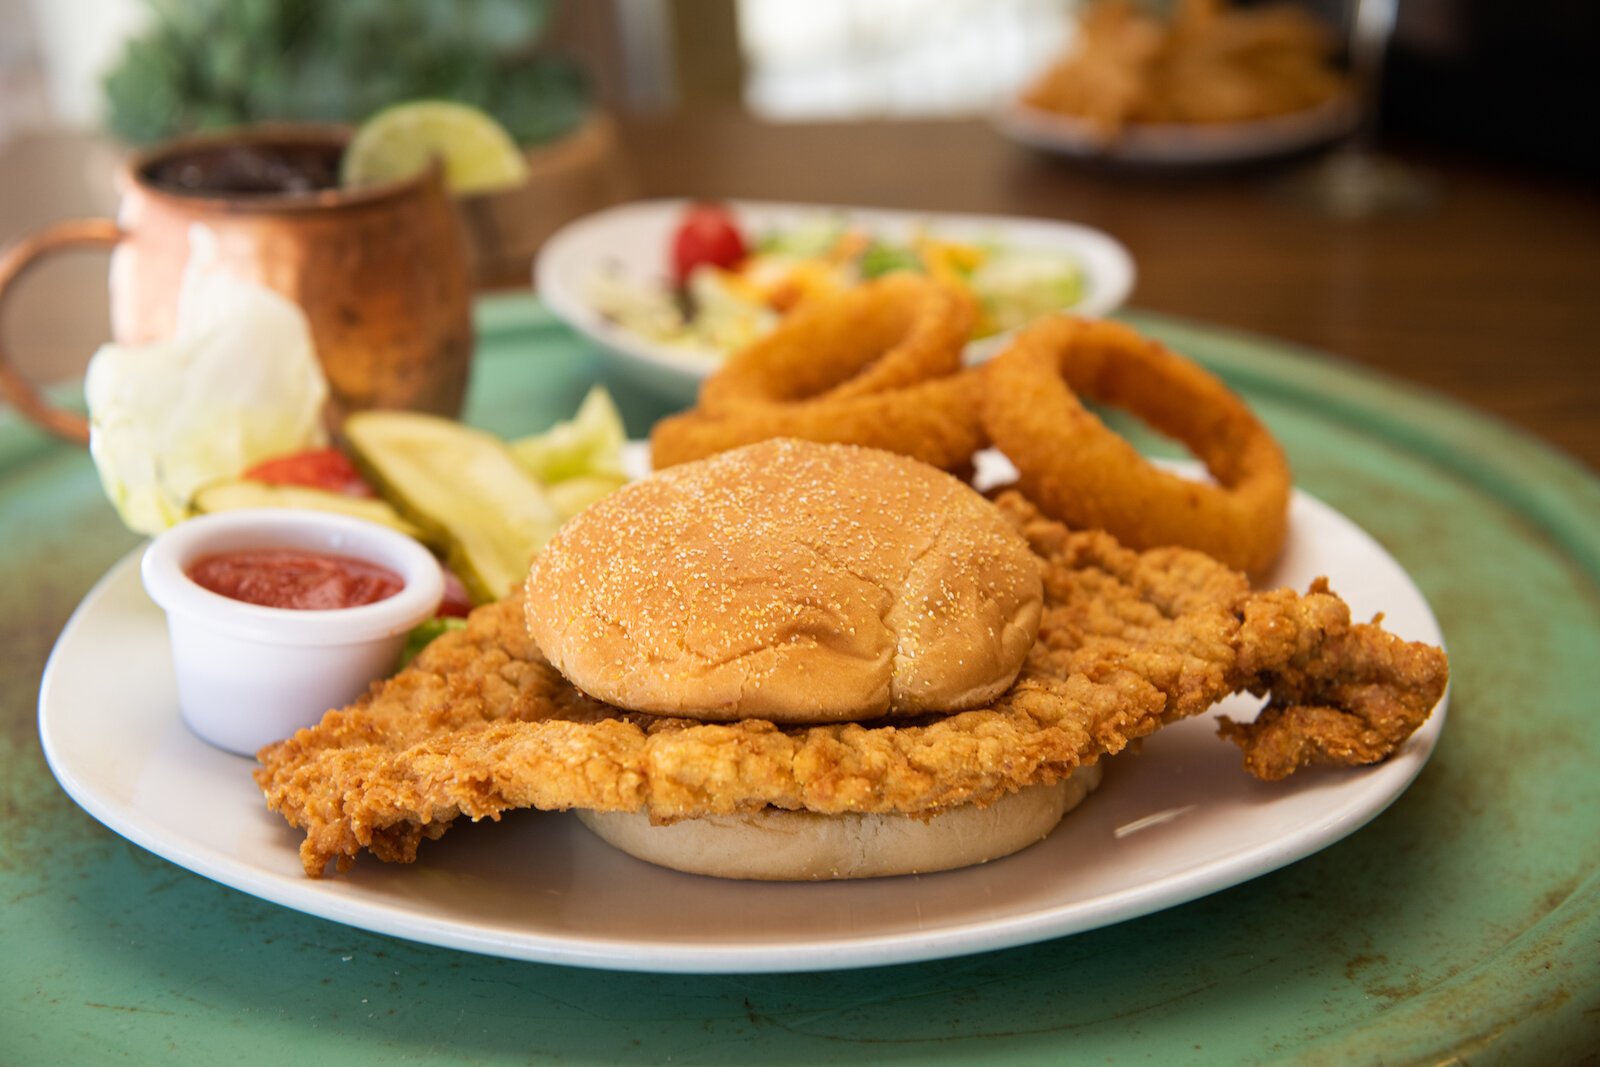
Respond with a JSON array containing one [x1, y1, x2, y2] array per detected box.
[[576, 763, 1104, 881]]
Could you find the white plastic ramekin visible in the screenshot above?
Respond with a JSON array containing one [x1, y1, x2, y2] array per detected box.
[[141, 509, 445, 756]]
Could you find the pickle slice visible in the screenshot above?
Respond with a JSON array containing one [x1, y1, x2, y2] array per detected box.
[[344, 412, 562, 603], [191, 480, 429, 543]]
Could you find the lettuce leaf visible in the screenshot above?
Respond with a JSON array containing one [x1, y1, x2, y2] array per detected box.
[[509, 385, 626, 483], [85, 234, 329, 535]]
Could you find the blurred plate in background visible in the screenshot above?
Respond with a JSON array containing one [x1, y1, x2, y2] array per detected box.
[[993, 93, 1357, 166]]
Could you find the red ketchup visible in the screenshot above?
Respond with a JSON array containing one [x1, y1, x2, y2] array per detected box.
[[186, 548, 404, 611]]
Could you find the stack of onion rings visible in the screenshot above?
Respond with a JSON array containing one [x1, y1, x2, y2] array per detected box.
[[649, 274, 987, 471], [978, 316, 1292, 574], [648, 270, 1291, 575]]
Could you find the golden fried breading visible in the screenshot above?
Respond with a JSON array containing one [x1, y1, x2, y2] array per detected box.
[[999, 493, 1447, 780], [255, 493, 1448, 877]]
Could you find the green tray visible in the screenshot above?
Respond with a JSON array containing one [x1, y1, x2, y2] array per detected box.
[[3, 297, 1596, 1065]]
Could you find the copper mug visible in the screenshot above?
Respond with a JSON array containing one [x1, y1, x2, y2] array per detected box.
[[0, 124, 474, 443]]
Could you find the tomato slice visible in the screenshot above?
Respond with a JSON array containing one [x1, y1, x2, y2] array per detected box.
[[437, 568, 474, 617], [671, 203, 747, 286], [243, 448, 377, 498]]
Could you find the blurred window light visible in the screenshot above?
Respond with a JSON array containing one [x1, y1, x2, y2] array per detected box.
[[0, 0, 50, 142], [21, 0, 148, 127], [737, 0, 1076, 120]]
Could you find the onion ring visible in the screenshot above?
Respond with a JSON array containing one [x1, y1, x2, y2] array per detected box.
[[979, 316, 1291, 574], [650, 274, 985, 471], [697, 272, 976, 414], [651, 372, 986, 472]]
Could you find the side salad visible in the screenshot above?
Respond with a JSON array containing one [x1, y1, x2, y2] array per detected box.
[[85, 262, 628, 662], [199, 385, 626, 612], [584, 203, 1086, 362]]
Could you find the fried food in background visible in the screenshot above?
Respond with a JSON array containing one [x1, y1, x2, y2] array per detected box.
[[981, 315, 1290, 575], [650, 274, 986, 472], [1022, 0, 1347, 136], [255, 460, 1447, 879]]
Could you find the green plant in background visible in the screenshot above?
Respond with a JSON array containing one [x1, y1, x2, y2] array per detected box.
[[103, 0, 590, 146]]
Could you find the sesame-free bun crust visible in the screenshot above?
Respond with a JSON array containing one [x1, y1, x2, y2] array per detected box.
[[576, 765, 1103, 880], [525, 439, 1043, 723]]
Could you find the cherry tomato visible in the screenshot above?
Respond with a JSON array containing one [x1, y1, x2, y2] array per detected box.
[[670, 203, 747, 286], [437, 568, 474, 618], [243, 448, 377, 498]]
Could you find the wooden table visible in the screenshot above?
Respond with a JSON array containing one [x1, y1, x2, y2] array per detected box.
[[3, 115, 1596, 468], [614, 111, 1600, 470]]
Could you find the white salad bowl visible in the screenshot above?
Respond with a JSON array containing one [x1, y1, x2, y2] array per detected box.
[[535, 198, 1136, 404], [141, 509, 445, 757]]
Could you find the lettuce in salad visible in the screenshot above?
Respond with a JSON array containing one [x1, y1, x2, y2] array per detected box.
[[970, 249, 1085, 334], [510, 385, 626, 482], [85, 240, 328, 535], [509, 385, 631, 520]]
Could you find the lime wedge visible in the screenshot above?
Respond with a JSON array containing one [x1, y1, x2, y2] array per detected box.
[[342, 101, 529, 195]]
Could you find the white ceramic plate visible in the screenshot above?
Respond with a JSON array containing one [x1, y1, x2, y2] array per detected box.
[[535, 198, 1135, 403], [39, 451, 1446, 974], [992, 94, 1357, 166]]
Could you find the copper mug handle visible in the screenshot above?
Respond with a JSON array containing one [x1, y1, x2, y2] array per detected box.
[[0, 218, 124, 444]]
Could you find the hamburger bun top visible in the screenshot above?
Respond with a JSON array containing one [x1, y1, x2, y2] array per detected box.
[[524, 438, 1042, 723]]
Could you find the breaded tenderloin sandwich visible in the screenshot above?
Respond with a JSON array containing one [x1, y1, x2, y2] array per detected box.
[[523, 437, 1103, 880]]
